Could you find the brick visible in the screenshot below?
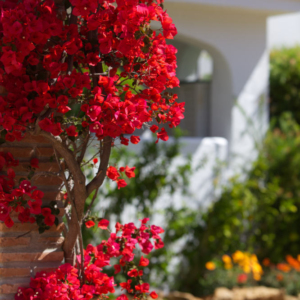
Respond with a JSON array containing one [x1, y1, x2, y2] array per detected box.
[[0, 237, 30, 247], [37, 236, 64, 247], [15, 175, 62, 186], [0, 147, 33, 158], [13, 162, 60, 173], [21, 134, 51, 144], [34, 267, 57, 275], [0, 251, 64, 263], [0, 283, 28, 294], [36, 147, 55, 158], [43, 191, 63, 201], [0, 268, 31, 277], [0, 222, 64, 233]]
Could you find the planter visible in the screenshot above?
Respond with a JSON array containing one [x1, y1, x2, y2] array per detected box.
[[0, 134, 64, 300]]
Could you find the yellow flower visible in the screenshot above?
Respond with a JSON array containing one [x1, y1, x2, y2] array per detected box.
[[251, 254, 258, 262], [253, 273, 261, 281], [233, 250, 244, 262], [243, 265, 251, 273], [205, 261, 216, 270], [252, 263, 263, 274], [222, 255, 232, 264]]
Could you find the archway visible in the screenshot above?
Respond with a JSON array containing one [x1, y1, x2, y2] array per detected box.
[[170, 35, 234, 142]]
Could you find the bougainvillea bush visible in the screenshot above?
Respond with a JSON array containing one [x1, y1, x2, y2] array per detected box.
[[0, 0, 183, 299]]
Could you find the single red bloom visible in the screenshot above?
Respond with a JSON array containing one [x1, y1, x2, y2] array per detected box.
[[4, 216, 14, 228], [150, 125, 159, 133], [150, 291, 158, 299], [98, 219, 109, 230], [30, 158, 39, 168], [156, 128, 169, 142], [115, 222, 123, 232], [130, 135, 140, 144], [42, 207, 52, 217], [114, 264, 121, 274], [93, 158, 98, 164], [125, 166, 135, 179], [107, 166, 120, 181], [66, 125, 78, 137], [85, 220, 95, 228], [139, 256, 149, 267], [117, 179, 127, 189], [128, 269, 138, 277], [44, 214, 55, 227]]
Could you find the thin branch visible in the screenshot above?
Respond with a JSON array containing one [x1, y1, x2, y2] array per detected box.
[[77, 132, 90, 164], [83, 187, 99, 220], [86, 136, 112, 196]]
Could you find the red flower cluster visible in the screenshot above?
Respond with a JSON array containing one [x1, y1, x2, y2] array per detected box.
[[16, 219, 164, 300], [106, 165, 136, 189], [0, 0, 183, 145], [0, 152, 59, 229]]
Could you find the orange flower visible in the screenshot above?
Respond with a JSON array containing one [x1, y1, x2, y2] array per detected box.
[[205, 262, 216, 270], [277, 263, 291, 273], [286, 255, 300, 271], [262, 258, 271, 267]]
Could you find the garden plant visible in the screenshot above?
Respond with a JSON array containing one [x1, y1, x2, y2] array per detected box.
[[0, 0, 183, 299]]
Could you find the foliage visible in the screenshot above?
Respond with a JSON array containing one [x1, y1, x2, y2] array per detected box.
[[270, 46, 300, 125], [162, 113, 300, 296]]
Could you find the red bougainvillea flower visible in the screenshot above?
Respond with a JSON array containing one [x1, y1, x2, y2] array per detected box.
[[150, 125, 159, 133], [106, 166, 120, 181], [117, 179, 127, 189], [150, 291, 158, 299], [130, 136, 140, 144], [125, 166, 135, 178], [30, 158, 39, 169], [98, 219, 109, 230], [66, 125, 78, 137], [139, 256, 149, 267], [85, 220, 95, 228]]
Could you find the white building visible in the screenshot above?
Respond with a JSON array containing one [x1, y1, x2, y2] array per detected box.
[[137, 0, 300, 208]]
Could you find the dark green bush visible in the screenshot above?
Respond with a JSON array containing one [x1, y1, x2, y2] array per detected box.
[[270, 46, 300, 124]]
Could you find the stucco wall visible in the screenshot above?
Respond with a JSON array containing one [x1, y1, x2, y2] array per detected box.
[[165, 3, 269, 169]]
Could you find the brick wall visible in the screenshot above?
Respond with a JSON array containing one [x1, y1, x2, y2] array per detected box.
[[0, 134, 64, 300]]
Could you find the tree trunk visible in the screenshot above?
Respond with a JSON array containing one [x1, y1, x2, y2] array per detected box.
[[0, 134, 64, 300]]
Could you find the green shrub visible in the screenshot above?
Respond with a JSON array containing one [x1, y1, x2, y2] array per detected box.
[[270, 46, 300, 124], [171, 114, 300, 296]]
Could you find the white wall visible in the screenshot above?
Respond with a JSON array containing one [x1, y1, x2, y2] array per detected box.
[[268, 12, 300, 49], [166, 0, 300, 14], [165, 3, 269, 169]]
